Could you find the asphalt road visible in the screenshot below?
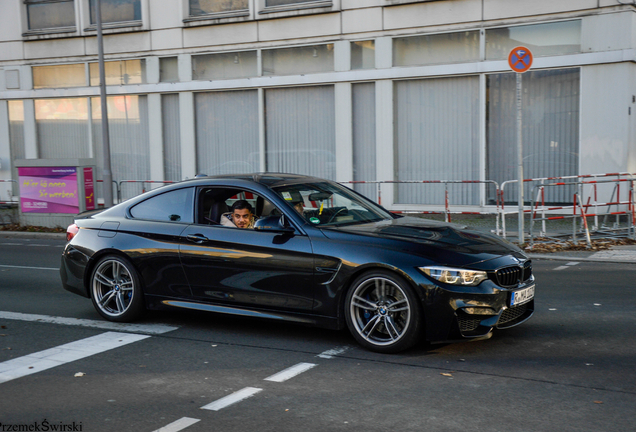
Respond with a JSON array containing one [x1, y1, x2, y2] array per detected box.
[[0, 236, 635, 432]]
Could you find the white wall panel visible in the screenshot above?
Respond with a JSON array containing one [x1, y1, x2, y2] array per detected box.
[[24, 38, 85, 60], [0, 0, 23, 41], [149, 0, 183, 29], [335, 82, 353, 182], [483, 0, 598, 21], [23, 100, 37, 159], [148, 93, 164, 183], [342, 8, 383, 34], [258, 13, 341, 41], [342, 0, 381, 9], [151, 29, 184, 51], [580, 63, 632, 175], [384, 0, 481, 31], [183, 22, 257, 48], [86, 32, 151, 55], [0, 101, 11, 185], [581, 12, 634, 53], [0, 42, 23, 62], [179, 92, 196, 179]]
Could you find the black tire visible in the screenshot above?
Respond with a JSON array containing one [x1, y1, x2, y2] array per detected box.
[[344, 270, 422, 353], [90, 255, 145, 322]]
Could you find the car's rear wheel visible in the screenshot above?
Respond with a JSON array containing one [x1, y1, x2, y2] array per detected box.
[[90, 255, 145, 322], [345, 270, 422, 353]]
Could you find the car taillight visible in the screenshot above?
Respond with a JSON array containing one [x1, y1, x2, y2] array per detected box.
[[66, 223, 79, 241]]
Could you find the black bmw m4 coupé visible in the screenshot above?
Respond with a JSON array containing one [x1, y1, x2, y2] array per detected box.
[[60, 174, 535, 353]]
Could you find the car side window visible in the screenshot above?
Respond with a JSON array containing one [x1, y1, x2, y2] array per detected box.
[[130, 187, 194, 223], [198, 188, 281, 226]]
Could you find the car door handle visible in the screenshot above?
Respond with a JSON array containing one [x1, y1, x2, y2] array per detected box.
[[186, 234, 209, 244]]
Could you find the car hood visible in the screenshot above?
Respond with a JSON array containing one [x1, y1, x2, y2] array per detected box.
[[321, 216, 526, 267]]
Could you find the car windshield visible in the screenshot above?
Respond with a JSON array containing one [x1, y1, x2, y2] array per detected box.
[[271, 182, 393, 227]]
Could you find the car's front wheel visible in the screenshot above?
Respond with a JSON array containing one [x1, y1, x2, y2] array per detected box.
[[90, 255, 145, 322], [345, 270, 422, 353]]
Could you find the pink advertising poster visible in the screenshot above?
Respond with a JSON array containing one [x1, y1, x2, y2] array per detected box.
[[18, 167, 79, 214], [83, 167, 95, 211]]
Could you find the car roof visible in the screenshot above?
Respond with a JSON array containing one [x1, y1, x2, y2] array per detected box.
[[184, 173, 329, 188]]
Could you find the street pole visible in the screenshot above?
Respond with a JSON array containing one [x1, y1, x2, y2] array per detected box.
[[516, 72, 524, 244], [96, 0, 113, 207]]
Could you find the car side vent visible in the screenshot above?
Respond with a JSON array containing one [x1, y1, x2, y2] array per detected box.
[[495, 266, 522, 288]]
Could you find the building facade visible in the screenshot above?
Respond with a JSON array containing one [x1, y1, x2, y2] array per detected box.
[[0, 0, 635, 213]]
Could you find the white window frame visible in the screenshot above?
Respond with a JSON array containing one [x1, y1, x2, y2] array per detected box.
[[257, 0, 338, 17], [80, 0, 148, 33], [383, 0, 434, 6], [22, 0, 80, 37], [183, 0, 251, 23]]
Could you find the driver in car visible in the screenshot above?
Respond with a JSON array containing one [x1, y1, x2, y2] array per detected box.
[[221, 200, 256, 229]]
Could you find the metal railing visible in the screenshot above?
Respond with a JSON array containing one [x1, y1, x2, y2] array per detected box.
[[499, 172, 636, 240], [529, 178, 636, 247], [6, 172, 636, 245], [341, 180, 501, 234]]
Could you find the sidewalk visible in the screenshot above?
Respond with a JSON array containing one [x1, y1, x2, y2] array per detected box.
[[527, 244, 636, 264]]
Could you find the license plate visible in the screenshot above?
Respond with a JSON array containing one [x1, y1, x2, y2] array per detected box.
[[511, 285, 535, 306]]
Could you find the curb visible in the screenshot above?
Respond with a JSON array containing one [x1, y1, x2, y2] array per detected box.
[[0, 231, 66, 240]]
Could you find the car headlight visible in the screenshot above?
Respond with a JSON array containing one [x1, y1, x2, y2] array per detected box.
[[420, 266, 488, 286]]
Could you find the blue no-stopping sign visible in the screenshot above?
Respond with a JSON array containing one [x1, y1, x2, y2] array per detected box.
[[508, 46, 533, 73]]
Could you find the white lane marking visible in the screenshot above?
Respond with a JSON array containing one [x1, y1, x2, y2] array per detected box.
[[0, 264, 58, 271], [0, 332, 149, 384], [553, 266, 569, 271], [26, 244, 48, 247], [264, 362, 317, 383], [0, 243, 23, 246], [317, 346, 349, 359], [0, 311, 178, 335], [152, 417, 200, 432], [201, 387, 262, 411], [566, 262, 580, 266]]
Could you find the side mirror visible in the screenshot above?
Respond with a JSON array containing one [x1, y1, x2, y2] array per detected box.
[[254, 215, 295, 233]]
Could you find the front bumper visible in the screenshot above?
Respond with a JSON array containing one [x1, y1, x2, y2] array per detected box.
[[420, 277, 535, 343]]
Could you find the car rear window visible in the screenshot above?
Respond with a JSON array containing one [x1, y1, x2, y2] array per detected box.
[[130, 187, 194, 223]]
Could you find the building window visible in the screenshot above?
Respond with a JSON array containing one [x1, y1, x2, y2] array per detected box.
[[33, 64, 87, 89], [265, 0, 324, 6], [192, 51, 258, 81], [160, 57, 179, 82], [351, 41, 375, 70], [487, 68, 580, 204], [35, 98, 90, 159], [265, 86, 336, 180], [393, 31, 480, 67], [486, 20, 581, 60], [195, 90, 260, 175], [89, 59, 146, 86], [262, 45, 334, 76], [25, 0, 76, 31], [394, 76, 481, 205], [89, 0, 141, 24], [189, 0, 249, 16], [91, 95, 150, 201]]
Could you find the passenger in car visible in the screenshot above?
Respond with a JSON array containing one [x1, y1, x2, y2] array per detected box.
[[221, 200, 257, 229]]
